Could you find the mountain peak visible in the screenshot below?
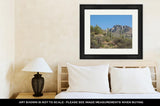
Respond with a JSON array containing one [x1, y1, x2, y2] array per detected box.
[[106, 25, 132, 37]]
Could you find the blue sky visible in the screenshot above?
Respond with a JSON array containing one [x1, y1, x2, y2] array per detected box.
[[90, 15, 132, 30]]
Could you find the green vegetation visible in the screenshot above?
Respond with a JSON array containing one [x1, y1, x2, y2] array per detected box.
[[90, 25, 132, 49]]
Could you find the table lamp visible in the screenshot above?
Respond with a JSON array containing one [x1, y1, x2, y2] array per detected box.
[[22, 57, 52, 97]]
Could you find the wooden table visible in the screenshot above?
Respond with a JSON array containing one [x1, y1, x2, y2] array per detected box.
[[16, 92, 56, 99]]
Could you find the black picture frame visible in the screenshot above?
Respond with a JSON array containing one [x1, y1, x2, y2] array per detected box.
[[80, 4, 143, 59]]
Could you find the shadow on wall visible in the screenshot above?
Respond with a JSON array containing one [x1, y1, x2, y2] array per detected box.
[[9, 71, 33, 99], [0, 63, 14, 98]]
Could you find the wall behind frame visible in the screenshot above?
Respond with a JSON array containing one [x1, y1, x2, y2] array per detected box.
[[12, 0, 160, 97]]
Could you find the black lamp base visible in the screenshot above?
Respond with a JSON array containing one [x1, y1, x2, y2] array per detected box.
[[32, 72, 44, 97], [33, 93, 43, 97]]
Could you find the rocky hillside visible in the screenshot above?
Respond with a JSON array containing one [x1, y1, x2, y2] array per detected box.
[[90, 25, 132, 48], [106, 25, 132, 38]]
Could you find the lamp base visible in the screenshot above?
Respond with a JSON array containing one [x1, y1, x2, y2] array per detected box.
[[33, 93, 43, 97], [32, 72, 44, 97]]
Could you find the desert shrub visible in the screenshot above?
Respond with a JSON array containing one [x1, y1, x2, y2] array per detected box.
[[90, 25, 94, 32], [91, 39, 98, 48], [94, 25, 103, 34], [104, 36, 110, 42], [113, 37, 123, 44], [124, 38, 132, 48], [91, 32, 95, 38], [112, 37, 132, 48]]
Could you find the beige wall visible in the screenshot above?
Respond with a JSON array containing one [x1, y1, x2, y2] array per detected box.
[[0, 0, 15, 98], [12, 0, 160, 97]]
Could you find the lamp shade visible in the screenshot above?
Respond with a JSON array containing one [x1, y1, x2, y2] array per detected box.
[[22, 58, 52, 73]]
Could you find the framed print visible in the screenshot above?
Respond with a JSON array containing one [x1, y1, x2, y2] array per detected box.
[[80, 4, 143, 59]]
